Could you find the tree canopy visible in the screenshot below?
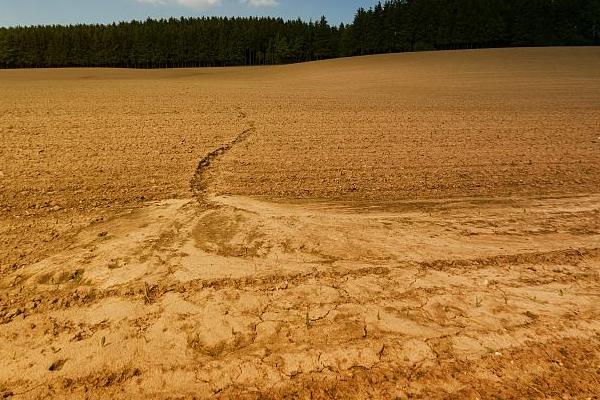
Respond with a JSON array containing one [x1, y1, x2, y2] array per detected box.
[[1, 0, 598, 68]]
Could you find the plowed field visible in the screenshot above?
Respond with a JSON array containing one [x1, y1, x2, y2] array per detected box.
[[1, 47, 599, 399]]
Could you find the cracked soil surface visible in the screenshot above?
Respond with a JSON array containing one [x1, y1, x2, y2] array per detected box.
[[1, 47, 600, 399]]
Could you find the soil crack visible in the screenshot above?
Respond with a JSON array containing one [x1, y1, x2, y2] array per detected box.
[[190, 114, 255, 203]]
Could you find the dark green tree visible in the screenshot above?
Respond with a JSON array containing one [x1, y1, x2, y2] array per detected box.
[[0, 1, 598, 69]]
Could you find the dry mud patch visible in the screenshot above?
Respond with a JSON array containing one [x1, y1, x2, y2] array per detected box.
[[1, 194, 599, 398]]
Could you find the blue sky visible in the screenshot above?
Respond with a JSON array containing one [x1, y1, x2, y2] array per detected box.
[[0, 0, 380, 27]]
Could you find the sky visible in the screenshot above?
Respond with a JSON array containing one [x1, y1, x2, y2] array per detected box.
[[0, 0, 380, 28]]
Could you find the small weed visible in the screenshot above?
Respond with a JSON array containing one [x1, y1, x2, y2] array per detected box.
[[143, 282, 158, 304], [559, 347, 569, 357], [475, 297, 483, 307], [47, 269, 84, 285], [72, 269, 83, 283]]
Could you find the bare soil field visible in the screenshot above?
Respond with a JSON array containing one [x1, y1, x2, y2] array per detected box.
[[1, 47, 599, 399]]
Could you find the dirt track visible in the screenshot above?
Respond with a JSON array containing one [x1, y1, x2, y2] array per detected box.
[[1, 48, 600, 398]]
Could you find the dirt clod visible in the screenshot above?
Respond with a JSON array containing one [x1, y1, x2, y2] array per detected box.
[[49, 359, 67, 372]]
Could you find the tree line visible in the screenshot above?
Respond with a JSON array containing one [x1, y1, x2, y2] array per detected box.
[[0, 0, 598, 69]]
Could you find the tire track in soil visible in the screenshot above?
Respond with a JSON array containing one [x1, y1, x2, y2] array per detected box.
[[3, 246, 598, 325], [190, 112, 255, 203]]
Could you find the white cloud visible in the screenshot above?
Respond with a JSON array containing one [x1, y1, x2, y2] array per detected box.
[[239, 0, 279, 6], [137, 0, 222, 9], [136, 0, 279, 9]]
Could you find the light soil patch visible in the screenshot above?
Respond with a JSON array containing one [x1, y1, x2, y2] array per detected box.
[[1, 194, 599, 398]]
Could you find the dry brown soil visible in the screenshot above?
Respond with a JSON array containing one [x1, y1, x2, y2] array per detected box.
[[1, 47, 599, 399]]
